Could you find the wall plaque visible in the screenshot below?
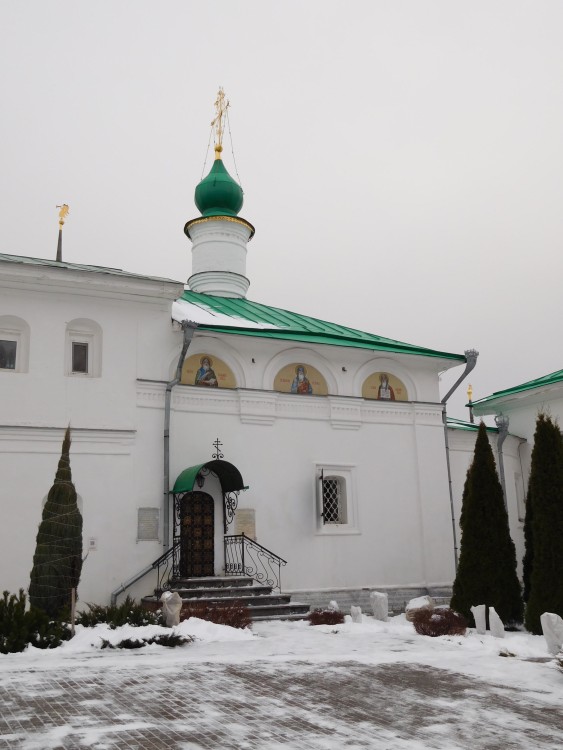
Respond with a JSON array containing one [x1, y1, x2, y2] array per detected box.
[[234, 509, 256, 541], [137, 507, 159, 541]]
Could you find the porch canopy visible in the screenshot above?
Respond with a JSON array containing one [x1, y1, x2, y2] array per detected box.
[[172, 460, 246, 495]]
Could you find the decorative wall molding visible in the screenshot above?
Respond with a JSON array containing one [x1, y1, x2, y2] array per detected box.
[[136, 381, 444, 429], [0, 426, 135, 454]]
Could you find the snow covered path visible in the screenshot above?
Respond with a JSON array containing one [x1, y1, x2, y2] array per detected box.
[[0, 616, 561, 749]]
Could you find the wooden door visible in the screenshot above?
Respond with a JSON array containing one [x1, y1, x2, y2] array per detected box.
[[180, 492, 215, 577]]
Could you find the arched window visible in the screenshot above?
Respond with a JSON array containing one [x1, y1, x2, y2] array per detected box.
[[65, 319, 102, 377], [0, 315, 30, 373]]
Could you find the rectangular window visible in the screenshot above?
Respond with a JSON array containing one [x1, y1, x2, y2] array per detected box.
[[322, 477, 345, 524], [316, 463, 358, 535], [72, 342, 89, 374], [0, 340, 17, 370]]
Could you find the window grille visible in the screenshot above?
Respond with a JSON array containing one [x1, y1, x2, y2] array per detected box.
[[322, 477, 343, 524]]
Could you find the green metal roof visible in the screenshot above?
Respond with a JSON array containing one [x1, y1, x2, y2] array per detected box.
[[180, 291, 465, 361], [172, 460, 246, 494], [446, 417, 498, 433], [472, 369, 563, 410]]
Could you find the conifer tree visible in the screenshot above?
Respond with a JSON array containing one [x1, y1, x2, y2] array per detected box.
[[524, 414, 563, 634], [451, 421, 523, 626], [29, 427, 83, 618], [522, 485, 534, 602]]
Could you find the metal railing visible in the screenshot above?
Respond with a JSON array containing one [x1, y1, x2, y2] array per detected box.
[[224, 533, 287, 592], [152, 540, 181, 593]]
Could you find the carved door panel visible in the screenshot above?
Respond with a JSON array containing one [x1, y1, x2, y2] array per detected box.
[[180, 492, 214, 578]]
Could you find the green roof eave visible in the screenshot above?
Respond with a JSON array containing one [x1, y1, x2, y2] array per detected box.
[[172, 460, 246, 494], [446, 417, 498, 433], [180, 290, 465, 362], [197, 324, 464, 360], [173, 464, 205, 493], [472, 368, 563, 411]]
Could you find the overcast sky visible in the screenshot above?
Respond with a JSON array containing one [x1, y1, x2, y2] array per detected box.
[[1, 1, 562, 421]]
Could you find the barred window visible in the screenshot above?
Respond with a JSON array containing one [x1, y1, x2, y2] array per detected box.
[[322, 476, 347, 524]]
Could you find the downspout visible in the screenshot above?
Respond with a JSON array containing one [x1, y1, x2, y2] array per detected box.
[[441, 349, 479, 569], [494, 414, 509, 512], [163, 320, 198, 550]]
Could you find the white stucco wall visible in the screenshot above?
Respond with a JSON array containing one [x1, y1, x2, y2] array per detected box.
[[0, 258, 466, 605]]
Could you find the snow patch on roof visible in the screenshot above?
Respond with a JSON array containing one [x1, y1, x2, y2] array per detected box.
[[172, 297, 282, 329]]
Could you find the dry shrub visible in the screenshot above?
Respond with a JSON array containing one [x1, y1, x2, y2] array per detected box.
[[307, 608, 345, 626], [180, 600, 252, 629], [412, 607, 467, 637]]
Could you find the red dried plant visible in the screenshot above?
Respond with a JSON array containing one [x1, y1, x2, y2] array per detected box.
[[411, 607, 468, 637]]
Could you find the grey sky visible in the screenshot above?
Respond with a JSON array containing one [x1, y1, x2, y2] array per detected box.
[[1, 1, 562, 421]]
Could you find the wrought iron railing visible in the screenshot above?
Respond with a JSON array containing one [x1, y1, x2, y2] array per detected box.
[[152, 540, 181, 593], [224, 533, 287, 593]]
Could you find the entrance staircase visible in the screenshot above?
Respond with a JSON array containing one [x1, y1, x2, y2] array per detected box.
[[142, 576, 311, 622]]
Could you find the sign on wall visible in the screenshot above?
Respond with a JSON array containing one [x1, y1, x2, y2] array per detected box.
[[137, 508, 159, 541], [274, 363, 328, 396], [181, 354, 237, 388], [362, 372, 408, 401], [234, 509, 257, 541]]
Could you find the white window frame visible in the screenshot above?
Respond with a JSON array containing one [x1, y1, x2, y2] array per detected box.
[[0, 333, 20, 371], [65, 320, 102, 377], [315, 463, 359, 535], [69, 335, 92, 376], [0, 316, 30, 374]]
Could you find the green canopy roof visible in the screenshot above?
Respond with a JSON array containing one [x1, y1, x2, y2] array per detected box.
[[178, 291, 466, 362], [172, 460, 246, 494], [472, 368, 563, 412]]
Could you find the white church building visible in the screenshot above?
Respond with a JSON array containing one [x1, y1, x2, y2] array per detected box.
[[0, 95, 530, 613]]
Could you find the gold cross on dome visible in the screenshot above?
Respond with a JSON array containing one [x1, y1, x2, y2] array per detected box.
[[211, 87, 229, 154]]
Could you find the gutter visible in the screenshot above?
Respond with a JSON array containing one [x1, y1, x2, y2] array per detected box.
[[163, 320, 198, 550], [109, 319, 198, 607], [494, 415, 510, 512], [441, 349, 479, 569]]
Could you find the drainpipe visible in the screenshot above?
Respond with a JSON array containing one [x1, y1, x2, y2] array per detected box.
[[163, 320, 198, 550], [441, 349, 479, 569], [494, 414, 509, 512]]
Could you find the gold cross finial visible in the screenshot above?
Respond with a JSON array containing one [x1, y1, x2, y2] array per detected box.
[[210, 87, 229, 159], [57, 204, 70, 229]]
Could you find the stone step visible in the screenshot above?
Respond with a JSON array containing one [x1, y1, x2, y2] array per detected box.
[[241, 602, 311, 619], [144, 593, 292, 609], [162, 585, 273, 599], [251, 612, 311, 623], [168, 576, 255, 589]]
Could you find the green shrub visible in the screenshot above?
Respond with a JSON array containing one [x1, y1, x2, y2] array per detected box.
[[524, 414, 563, 634], [100, 633, 192, 649], [0, 589, 70, 654], [76, 596, 159, 629], [451, 422, 523, 627], [179, 600, 252, 629], [411, 607, 467, 637], [307, 608, 345, 626], [29, 427, 83, 619]]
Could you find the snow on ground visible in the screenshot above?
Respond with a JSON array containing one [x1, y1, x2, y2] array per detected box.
[[0, 615, 561, 749], [0, 613, 558, 692]]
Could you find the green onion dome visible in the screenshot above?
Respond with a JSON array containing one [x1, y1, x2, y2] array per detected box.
[[194, 147, 244, 217]]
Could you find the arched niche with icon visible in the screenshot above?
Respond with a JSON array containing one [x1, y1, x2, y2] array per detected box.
[[274, 363, 328, 396], [362, 371, 408, 401], [181, 353, 237, 389]]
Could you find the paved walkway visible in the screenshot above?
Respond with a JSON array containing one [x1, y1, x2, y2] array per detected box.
[[1, 657, 562, 749]]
